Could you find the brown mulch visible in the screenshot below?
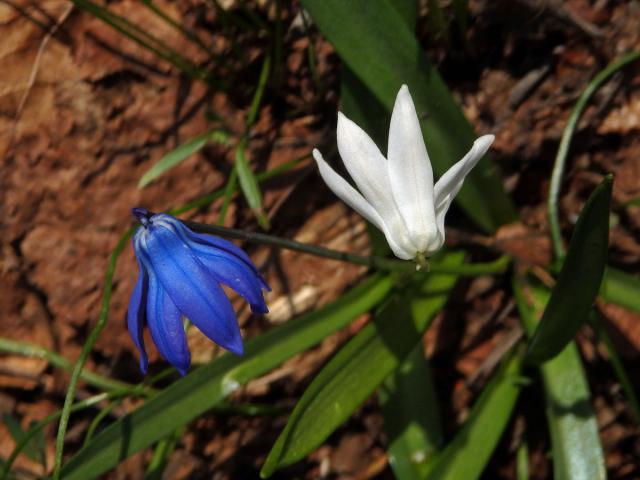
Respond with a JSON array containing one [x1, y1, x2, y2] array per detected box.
[[1, 0, 639, 478]]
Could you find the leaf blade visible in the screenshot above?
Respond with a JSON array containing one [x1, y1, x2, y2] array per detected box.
[[260, 252, 464, 476], [425, 350, 523, 480], [514, 277, 606, 480], [380, 344, 442, 479], [138, 129, 229, 188], [61, 275, 394, 480], [526, 176, 612, 364]]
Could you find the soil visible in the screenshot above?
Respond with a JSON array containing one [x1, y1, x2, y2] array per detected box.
[[1, 0, 639, 478]]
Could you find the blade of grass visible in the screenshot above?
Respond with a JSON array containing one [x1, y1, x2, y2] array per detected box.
[[71, 0, 218, 86], [260, 252, 463, 476], [526, 176, 612, 365], [138, 129, 230, 188], [424, 348, 523, 480], [514, 277, 606, 480], [2, 415, 45, 466], [235, 54, 271, 229], [589, 312, 640, 421], [600, 267, 640, 314], [141, 0, 212, 56], [427, 0, 451, 46], [379, 344, 443, 479], [60, 275, 395, 480], [548, 50, 640, 262], [301, 0, 517, 231]]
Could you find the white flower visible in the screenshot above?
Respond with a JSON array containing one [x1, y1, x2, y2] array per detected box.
[[313, 85, 495, 262]]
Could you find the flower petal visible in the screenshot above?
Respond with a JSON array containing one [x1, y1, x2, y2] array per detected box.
[[313, 148, 384, 230], [387, 85, 436, 252], [160, 214, 270, 292], [141, 223, 244, 356], [126, 264, 149, 374], [336, 112, 417, 255], [197, 250, 268, 314], [432, 135, 495, 243], [146, 270, 190, 375], [313, 148, 415, 259]]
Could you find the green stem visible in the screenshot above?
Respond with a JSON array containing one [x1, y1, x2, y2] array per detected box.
[[52, 232, 133, 479], [548, 50, 640, 263], [141, 0, 213, 56], [589, 312, 640, 421], [4, 392, 117, 479], [0, 338, 132, 393], [184, 220, 511, 276], [71, 0, 220, 87]]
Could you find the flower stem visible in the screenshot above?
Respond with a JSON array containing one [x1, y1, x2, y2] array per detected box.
[[0, 338, 134, 393], [548, 50, 640, 264], [185, 221, 511, 276]]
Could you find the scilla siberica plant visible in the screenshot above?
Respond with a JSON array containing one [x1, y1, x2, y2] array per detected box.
[[127, 208, 269, 375], [313, 85, 494, 266]]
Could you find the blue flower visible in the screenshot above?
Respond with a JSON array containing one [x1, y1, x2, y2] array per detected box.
[[127, 208, 269, 375]]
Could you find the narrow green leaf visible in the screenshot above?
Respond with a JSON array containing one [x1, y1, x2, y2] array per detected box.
[[600, 267, 640, 314], [589, 313, 640, 421], [425, 349, 523, 480], [2, 415, 45, 465], [526, 176, 612, 364], [138, 129, 230, 188], [516, 439, 529, 480], [514, 277, 606, 480], [235, 139, 268, 229], [380, 344, 442, 479], [261, 252, 464, 476], [235, 54, 271, 229], [302, 0, 517, 231], [61, 275, 394, 480], [427, 0, 451, 46]]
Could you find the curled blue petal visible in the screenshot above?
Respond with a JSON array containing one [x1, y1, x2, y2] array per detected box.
[[127, 209, 269, 374], [198, 252, 269, 314], [145, 271, 191, 376], [126, 268, 148, 374], [142, 221, 244, 355], [157, 214, 270, 292]]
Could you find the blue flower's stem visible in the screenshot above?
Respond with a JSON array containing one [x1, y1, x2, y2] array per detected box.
[[184, 221, 511, 277]]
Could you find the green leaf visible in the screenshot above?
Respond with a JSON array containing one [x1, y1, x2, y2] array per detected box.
[[600, 266, 640, 314], [61, 274, 394, 480], [2, 414, 46, 466], [380, 344, 443, 479], [138, 129, 230, 188], [234, 54, 271, 229], [425, 349, 523, 480], [514, 277, 606, 480], [301, 0, 517, 231], [526, 176, 612, 364], [235, 139, 268, 229], [260, 252, 464, 476]]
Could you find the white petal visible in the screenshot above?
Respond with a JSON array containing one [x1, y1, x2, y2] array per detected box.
[[313, 149, 415, 260], [432, 134, 495, 242], [387, 85, 436, 253], [313, 149, 384, 230], [336, 112, 416, 255]]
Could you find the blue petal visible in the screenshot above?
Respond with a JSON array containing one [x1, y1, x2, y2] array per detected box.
[[157, 214, 270, 292], [146, 270, 191, 375], [142, 223, 244, 356], [196, 250, 268, 314], [126, 268, 149, 374]]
